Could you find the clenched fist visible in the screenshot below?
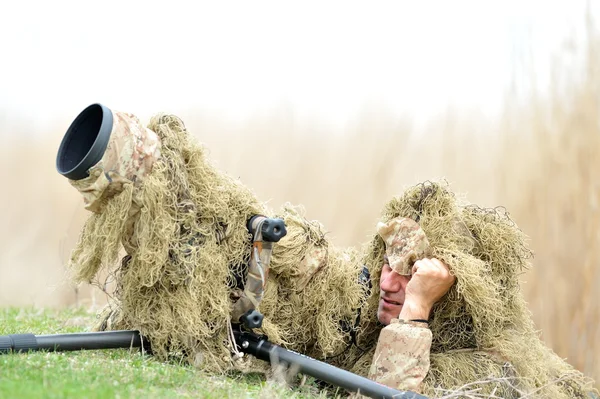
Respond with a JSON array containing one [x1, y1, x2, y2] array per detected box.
[[400, 258, 455, 321]]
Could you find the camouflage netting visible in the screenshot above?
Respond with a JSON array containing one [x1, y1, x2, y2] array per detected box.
[[66, 114, 364, 373], [336, 181, 597, 398], [260, 204, 366, 360]]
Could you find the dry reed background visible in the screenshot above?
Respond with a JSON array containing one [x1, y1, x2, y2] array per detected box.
[[0, 13, 598, 391]]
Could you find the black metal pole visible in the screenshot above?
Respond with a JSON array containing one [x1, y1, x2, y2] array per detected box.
[[233, 330, 427, 399], [0, 330, 146, 354]]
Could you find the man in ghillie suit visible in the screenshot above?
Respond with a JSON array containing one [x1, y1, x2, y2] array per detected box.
[[56, 105, 596, 398], [335, 181, 598, 398]]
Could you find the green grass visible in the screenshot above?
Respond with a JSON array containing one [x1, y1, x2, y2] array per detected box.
[[0, 308, 326, 399]]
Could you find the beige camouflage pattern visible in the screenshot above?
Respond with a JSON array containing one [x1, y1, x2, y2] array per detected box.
[[368, 319, 432, 393], [376, 217, 431, 275], [69, 111, 161, 212], [294, 244, 327, 291]]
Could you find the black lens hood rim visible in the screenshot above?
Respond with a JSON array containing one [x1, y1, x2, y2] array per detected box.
[[56, 103, 113, 180]]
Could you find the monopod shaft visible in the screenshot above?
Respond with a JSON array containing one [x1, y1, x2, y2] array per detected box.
[[0, 330, 146, 353], [233, 330, 426, 399]]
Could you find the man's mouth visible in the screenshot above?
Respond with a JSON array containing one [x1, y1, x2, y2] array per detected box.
[[382, 298, 402, 306]]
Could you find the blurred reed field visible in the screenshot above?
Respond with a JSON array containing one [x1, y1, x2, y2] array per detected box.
[[0, 15, 599, 390]]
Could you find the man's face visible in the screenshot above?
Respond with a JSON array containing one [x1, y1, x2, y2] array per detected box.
[[377, 255, 412, 325]]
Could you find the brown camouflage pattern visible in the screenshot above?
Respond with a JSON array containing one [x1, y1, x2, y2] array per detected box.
[[231, 242, 272, 322], [368, 319, 432, 393], [231, 222, 328, 322], [69, 111, 161, 212], [376, 217, 431, 275]]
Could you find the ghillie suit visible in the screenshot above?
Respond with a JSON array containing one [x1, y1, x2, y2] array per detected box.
[[333, 181, 597, 398], [56, 105, 595, 397], [57, 104, 365, 373]]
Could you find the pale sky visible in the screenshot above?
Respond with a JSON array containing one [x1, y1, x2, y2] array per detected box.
[[0, 0, 595, 135]]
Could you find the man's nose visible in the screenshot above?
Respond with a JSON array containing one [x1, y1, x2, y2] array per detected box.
[[380, 271, 407, 292]]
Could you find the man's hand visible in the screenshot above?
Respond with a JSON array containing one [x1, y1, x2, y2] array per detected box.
[[399, 258, 455, 320]]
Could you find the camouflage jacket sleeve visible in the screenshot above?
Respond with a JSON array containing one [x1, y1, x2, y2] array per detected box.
[[367, 319, 432, 393]]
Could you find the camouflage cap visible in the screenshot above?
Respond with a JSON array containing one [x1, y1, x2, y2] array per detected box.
[[69, 111, 161, 212], [376, 217, 431, 275]]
